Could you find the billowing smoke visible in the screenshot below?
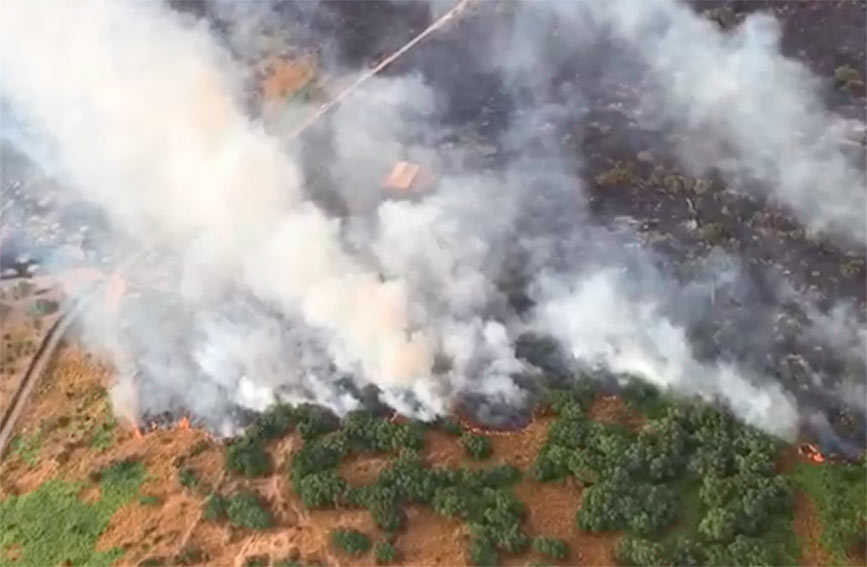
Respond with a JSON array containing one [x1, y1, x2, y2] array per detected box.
[[1, 0, 864, 442], [0, 0, 440, 422]]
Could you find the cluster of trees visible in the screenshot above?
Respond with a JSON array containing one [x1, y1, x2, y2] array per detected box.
[[226, 404, 342, 478], [535, 376, 796, 566], [216, 374, 811, 566], [290, 425, 527, 567], [203, 490, 272, 530]]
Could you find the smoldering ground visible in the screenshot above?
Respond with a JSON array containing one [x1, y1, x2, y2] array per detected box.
[[0, 0, 864, 449]]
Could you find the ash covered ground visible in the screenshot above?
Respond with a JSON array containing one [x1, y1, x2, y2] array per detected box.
[[1, 0, 865, 456]]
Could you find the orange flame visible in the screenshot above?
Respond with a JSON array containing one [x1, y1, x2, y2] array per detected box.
[[132, 426, 143, 440], [799, 443, 825, 464], [178, 416, 191, 430]]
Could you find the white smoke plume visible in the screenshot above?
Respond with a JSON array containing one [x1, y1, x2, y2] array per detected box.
[[1, 0, 863, 441], [0, 0, 442, 420]]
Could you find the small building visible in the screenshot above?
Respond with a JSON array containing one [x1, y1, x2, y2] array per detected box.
[[382, 161, 435, 199]]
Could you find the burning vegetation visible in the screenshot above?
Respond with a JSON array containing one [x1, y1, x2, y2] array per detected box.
[[1, 0, 866, 565]]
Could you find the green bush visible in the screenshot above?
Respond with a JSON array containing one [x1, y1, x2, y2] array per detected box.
[[462, 433, 493, 460], [226, 491, 272, 530], [532, 537, 568, 560], [178, 467, 198, 489], [374, 540, 397, 564], [296, 471, 348, 509], [203, 492, 227, 521], [226, 438, 271, 477], [330, 528, 371, 556], [469, 535, 499, 566]]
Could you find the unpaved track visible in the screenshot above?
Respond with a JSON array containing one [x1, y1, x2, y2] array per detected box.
[[0, 254, 142, 455]]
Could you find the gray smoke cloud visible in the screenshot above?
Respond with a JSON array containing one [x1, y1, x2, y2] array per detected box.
[[556, 0, 867, 244], [1, 0, 863, 440]]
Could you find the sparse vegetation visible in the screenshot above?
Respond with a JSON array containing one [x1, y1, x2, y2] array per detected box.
[[834, 64, 865, 92], [9, 426, 45, 467], [840, 257, 865, 278]]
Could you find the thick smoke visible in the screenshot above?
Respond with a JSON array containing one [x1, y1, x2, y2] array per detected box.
[[1, 0, 864, 441]]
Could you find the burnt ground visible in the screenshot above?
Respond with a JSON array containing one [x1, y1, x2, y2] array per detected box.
[[265, 1, 867, 451]]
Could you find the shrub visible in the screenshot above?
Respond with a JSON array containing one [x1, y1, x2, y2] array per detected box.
[[331, 528, 371, 556], [374, 540, 397, 565], [226, 490, 272, 530], [532, 537, 568, 560], [203, 492, 227, 521], [462, 433, 493, 460], [469, 535, 499, 566], [178, 467, 198, 489], [226, 438, 271, 477]]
